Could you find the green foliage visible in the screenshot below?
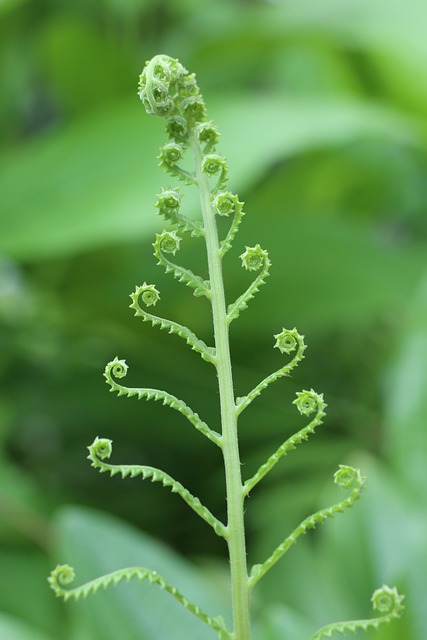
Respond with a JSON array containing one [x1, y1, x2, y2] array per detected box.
[[2, 1, 427, 639], [0, 614, 54, 640], [46, 54, 403, 639]]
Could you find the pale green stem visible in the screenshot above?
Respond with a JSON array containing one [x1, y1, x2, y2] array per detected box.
[[191, 133, 251, 640]]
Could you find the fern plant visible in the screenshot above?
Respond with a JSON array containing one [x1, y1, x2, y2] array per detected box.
[[49, 55, 404, 640]]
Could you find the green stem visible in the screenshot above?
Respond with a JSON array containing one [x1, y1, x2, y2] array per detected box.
[[191, 133, 251, 640]]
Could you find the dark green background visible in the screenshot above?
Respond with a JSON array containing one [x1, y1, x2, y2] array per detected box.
[[1, 0, 426, 638]]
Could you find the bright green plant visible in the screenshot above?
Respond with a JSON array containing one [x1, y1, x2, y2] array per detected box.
[[48, 55, 404, 640]]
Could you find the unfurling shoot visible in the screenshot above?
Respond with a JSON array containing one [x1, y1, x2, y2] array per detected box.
[[49, 55, 404, 640]]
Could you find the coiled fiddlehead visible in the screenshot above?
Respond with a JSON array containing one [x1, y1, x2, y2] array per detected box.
[[133, 281, 160, 307], [274, 327, 302, 354], [240, 245, 268, 271], [166, 115, 188, 143], [249, 466, 365, 589], [195, 121, 220, 153], [294, 388, 324, 416], [182, 95, 206, 123], [87, 438, 226, 538], [48, 564, 232, 639], [310, 585, 405, 639], [156, 229, 181, 255], [158, 141, 184, 169], [156, 186, 181, 214], [158, 142, 194, 185], [138, 55, 185, 117], [213, 191, 238, 217]]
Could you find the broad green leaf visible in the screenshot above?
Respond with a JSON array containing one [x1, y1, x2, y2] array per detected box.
[[0, 456, 51, 545], [183, 0, 427, 100], [370, 49, 427, 116], [230, 206, 426, 333], [0, 613, 54, 640], [52, 506, 231, 640], [90, 0, 154, 19], [0, 100, 164, 261], [405, 547, 427, 640], [272, 0, 427, 59], [0, 0, 28, 16], [0, 94, 418, 261], [253, 603, 313, 640], [217, 96, 418, 190], [355, 455, 424, 583], [0, 549, 60, 635], [38, 16, 136, 115], [383, 273, 427, 499]]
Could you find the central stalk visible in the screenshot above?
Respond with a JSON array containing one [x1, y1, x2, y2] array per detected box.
[[191, 135, 251, 640]]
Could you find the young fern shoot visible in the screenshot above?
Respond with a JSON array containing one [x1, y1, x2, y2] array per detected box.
[[49, 55, 404, 640]]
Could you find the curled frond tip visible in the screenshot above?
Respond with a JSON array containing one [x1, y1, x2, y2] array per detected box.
[[293, 389, 326, 416], [240, 245, 269, 271], [158, 142, 184, 169], [48, 564, 75, 597], [156, 187, 182, 217], [104, 357, 128, 380], [88, 436, 113, 461], [274, 327, 305, 355], [372, 585, 404, 617], [334, 465, 365, 491], [131, 283, 161, 307], [212, 191, 238, 217], [154, 230, 181, 256]]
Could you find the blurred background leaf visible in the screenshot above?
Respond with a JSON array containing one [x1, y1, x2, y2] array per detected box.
[[0, 613, 54, 640], [1, 0, 426, 638]]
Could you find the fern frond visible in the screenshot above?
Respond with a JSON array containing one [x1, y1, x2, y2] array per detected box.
[[236, 330, 306, 415], [310, 585, 405, 639], [195, 121, 220, 154], [104, 358, 221, 447], [227, 247, 271, 323], [249, 466, 365, 588], [157, 142, 195, 185], [155, 187, 205, 238], [201, 153, 228, 194], [243, 389, 325, 495], [216, 193, 246, 258], [171, 212, 205, 238], [48, 563, 232, 639], [129, 285, 216, 364], [87, 438, 226, 538], [175, 214, 205, 238], [153, 231, 211, 298]]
